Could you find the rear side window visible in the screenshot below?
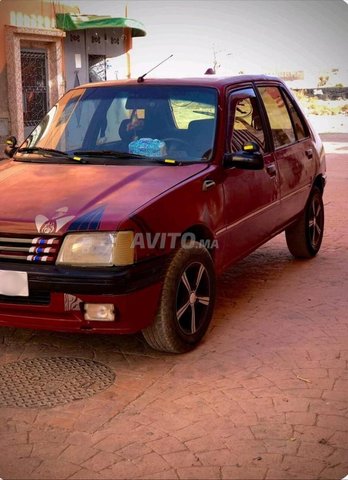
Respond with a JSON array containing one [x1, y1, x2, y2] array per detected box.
[[282, 91, 308, 140], [258, 86, 296, 149]]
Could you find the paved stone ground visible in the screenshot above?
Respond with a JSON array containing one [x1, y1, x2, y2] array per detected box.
[[0, 134, 348, 480]]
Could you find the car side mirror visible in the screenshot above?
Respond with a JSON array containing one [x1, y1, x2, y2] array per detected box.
[[4, 136, 18, 158], [224, 142, 264, 170]]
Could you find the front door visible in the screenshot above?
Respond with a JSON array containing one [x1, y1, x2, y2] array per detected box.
[[21, 49, 48, 138], [221, 86, 280, 268]]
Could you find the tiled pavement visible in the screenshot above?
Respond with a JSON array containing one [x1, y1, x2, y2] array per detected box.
[[0, 135, 348, 480]]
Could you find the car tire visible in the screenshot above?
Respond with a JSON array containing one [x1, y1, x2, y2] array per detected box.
[[142, 241, 216, 353], [285, 186, 324, 258]]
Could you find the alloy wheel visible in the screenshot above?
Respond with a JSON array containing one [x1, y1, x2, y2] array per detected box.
[[308, 195, 324, 249], [176, 262, 211, 335]]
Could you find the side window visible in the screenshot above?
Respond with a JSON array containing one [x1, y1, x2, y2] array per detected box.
[[282, 90, 308, 141], [258, 86, 296, 149], [229, 89, 266, 153]]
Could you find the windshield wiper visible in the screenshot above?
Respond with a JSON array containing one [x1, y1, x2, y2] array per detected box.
[[74, 149, 145, 159], [17, 147, 87, 163], [74, 150, 184, 165]]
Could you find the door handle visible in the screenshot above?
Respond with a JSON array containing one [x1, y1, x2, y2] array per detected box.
[[305, 149, 313, 159], [266, 164, 277, 177], [202, 179, 216, 191]]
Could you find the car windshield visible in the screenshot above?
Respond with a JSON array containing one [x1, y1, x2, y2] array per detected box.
[[17, 85, 218, 164]]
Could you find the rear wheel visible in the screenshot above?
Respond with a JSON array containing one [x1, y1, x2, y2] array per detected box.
[[142, 241, 216, 353], [285, 186, 324, 258]]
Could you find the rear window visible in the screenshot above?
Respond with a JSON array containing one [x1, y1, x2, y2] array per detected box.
[[282, 91, 308, 141], [258, 86, 296, 149], [170, 99, 216, 129]]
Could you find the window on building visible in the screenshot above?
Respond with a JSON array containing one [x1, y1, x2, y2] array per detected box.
[[88, 55, 107, 82]]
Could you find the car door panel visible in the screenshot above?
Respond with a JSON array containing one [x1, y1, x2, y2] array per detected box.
[[220, 87, 280, 269], [275, 138, 315, 222]]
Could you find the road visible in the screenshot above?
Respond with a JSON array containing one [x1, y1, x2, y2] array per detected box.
[[0, 134, 347, 480]]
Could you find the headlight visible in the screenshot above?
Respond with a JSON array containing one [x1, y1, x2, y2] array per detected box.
[[56, 231, 134, 266]]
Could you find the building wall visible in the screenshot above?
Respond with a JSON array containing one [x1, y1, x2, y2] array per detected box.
[[0, 0, 133, 142], [0, 0, 78, 141], [64, 28, 129, 90]]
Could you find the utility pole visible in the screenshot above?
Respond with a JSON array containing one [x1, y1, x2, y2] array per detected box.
[[125, 4, 131, 79], [212, 45, 219, 74]]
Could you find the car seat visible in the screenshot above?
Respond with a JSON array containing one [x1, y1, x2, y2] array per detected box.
[[187, 119, 215, 159]]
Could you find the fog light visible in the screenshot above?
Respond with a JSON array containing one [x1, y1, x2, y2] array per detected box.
[[84, 304, 115, 321]]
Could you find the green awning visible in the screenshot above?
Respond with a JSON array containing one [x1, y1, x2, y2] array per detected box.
[[56, 13, 146, 37]]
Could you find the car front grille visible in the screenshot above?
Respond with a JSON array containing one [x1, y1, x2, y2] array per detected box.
[[0, 291, 50, 306], [0, 235, 60, 264]]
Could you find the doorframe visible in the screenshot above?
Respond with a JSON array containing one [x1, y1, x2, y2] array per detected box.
[[5, 25, 65, 142]]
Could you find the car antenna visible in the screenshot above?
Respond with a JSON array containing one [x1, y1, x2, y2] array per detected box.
[[137, 54, 173, 83]]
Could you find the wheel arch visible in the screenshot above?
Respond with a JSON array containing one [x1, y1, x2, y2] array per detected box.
[[313, 174, 326, 194], [182, 224, 217, 260]]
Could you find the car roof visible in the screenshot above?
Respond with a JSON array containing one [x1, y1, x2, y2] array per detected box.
[[77, 75, 283, 91]]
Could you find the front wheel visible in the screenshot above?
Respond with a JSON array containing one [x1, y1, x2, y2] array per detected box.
[[142, 241, 216, 353], [285, 186, 324, 258]]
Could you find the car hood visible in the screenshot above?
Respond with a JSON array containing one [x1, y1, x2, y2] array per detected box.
[[0, 160, 208, 235]]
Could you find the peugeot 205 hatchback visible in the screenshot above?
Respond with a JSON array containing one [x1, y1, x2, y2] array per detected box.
[[0, 76, 326, 352]]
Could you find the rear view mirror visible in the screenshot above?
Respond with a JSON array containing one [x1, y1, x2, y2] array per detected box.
[[224, 141, 264, 170], [4, 136, 18, 158]]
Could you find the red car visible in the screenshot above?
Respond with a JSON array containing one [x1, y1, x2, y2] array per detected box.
[[0, 76, 326, 352]]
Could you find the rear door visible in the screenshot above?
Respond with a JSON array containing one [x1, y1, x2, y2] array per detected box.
[[256, 84, 315, 222]]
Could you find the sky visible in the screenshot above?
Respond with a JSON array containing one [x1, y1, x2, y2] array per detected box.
[[69, 0, 348, 81]]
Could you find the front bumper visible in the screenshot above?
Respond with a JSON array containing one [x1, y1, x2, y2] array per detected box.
[[0, 255, 168, 334]]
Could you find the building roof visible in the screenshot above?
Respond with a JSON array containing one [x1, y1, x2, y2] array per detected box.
[[56, 13, 146, 37]]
